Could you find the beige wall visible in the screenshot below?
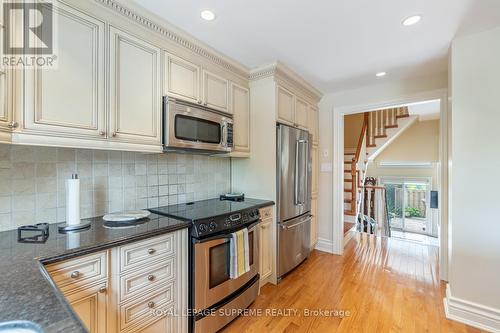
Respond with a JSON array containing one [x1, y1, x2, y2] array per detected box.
[[344, 113, 364, 148], [447, 26, 500, 314], [373, 119, 440, 163]]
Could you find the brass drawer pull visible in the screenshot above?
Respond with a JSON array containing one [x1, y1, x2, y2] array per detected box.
[[99, 286, 107, 293], [147, 274, 155, 281], [70, 271, 80, 279], [147, 301, 155, 308], [147, 248, 156, 255]]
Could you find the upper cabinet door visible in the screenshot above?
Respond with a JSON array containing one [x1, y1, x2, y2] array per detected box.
[[109, 27, 162, 145], [203, 70, 229, 113], [295, 97, 309, 130], [0, 0, 10, 130], [231, 83, 250, 153], [277, 86, 295, 125], [24, 2, 106, 138], [308, 105, 319, 144], [165, 54, 201, 104], [0, 69, 10, 130]]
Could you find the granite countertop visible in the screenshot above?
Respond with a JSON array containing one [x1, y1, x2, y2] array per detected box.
[[0, 213, 191, 333]]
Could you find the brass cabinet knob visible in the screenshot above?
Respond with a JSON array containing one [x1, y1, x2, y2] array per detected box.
[[99, 286, 107, 293], [147, 301, 155, 308], [147, 274, 155, 281], [7, 122, 18, 129], [147, 248, 156, 255], [70, 271, 80, 279], [99, 131, 106, 136]]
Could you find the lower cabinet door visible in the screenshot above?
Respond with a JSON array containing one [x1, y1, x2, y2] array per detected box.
[[259, 218, 273, 283], [311, 197, 318, 247], [65, 281, 108, 333]]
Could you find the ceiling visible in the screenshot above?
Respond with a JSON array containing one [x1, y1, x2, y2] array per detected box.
[[132, 0, 500, 92]]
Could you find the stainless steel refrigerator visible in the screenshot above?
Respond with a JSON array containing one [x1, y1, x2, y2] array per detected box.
[[276, 124, 312, 281]]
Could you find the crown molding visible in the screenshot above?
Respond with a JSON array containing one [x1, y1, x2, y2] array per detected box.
[[250, 62, 323, 102], [95, 0, 249, 79]]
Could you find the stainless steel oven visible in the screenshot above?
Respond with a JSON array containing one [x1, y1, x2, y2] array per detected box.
[[163, 97, 233, 154], [193, 221, 260, 333]]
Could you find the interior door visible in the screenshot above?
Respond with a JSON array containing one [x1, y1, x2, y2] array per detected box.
[[278, 125, 311, 222]]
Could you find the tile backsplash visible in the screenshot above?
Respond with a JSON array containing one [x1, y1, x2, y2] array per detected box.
[[0, 144, 231, 231]]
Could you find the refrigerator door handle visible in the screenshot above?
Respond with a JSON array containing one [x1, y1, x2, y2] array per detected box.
[[303, 140, 309, 205], [295, 139, 308, 206]]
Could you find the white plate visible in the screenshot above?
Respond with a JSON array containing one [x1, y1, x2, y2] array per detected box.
[[102, 210, 151, 222]]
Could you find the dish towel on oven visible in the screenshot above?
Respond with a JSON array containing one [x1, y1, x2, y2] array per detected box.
[[229, 228, 250, 279]]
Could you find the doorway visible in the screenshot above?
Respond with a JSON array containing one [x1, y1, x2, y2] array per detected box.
[[332, 89, 449, 281]]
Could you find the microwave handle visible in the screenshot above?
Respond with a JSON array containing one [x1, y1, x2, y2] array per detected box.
[[222, 122, 227, 147]]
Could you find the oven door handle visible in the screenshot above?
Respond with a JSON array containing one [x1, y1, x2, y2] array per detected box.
[[193, 220, 260, 244]]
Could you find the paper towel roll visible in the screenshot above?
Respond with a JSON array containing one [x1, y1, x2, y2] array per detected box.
[[66, 174, 80, 226]]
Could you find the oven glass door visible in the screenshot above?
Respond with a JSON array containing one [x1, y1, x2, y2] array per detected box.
[[194, 224, 259, 310], [175, 114, 221, 144]]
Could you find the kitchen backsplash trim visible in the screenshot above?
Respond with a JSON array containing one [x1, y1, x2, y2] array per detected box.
[[0, 144, 231, 231]]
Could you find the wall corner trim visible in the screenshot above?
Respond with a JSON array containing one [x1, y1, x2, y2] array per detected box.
[[315, 237, 336, 254], [444, 284, 500, 332]]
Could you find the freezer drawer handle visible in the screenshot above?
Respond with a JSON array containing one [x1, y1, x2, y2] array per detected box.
[[282, 215, 312, 229]]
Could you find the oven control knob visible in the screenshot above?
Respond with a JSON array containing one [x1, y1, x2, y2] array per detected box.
[[198, 223, 208, 233], [209, 221, 217, 231]]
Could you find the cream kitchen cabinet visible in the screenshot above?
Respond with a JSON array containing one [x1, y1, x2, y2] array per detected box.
[[46, 230, 188, 333], [0, 68, 11, 132], [259, 206, 274, 287], [308, 105, 319, 145], [109, 27, 162, 146], [277, 85, 311, 130], [202, 70, 229, 113], [277, 86, 295, 125], [165, 54, 230, 113], [230, 83, 250, 154], [65, 281, 110, 333], [311, 196, 318, 247], [23, 2, 106, 138], [46, 250, 112, 333], [295, 97, 309, 130], [165, 53, 201, 104]]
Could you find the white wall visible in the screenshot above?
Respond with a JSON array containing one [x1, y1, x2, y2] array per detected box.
[[318, 73, 448, 253], [446, 26, 500, 320]]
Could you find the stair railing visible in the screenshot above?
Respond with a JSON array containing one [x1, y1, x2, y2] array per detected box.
[[348, 113, 368, 216], [359, 185, 391, 236]]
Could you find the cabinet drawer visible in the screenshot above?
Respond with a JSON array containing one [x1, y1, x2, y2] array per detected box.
[[119, 233, 175, 273], [259, 206, 273, 219], [46, 251, 108, 290], [120, 257, 175, 302], [119, 283, 175, 332]]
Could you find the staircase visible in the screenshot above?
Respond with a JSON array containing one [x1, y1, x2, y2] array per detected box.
[[344, 107, 411, 217]]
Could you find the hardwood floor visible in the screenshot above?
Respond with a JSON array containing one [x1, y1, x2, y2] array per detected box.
[[222, 233, 483, 333]]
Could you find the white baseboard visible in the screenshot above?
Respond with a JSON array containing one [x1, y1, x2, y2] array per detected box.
[[444, 284, 500, 332], [315, 237, 335, 254]]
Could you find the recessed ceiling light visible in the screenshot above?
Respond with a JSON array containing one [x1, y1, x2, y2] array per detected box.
[[376, 72, 387, 77], [200, 10, 216, 21], [402, 15, 422, 26]]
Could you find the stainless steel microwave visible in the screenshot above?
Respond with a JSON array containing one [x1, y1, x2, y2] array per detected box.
[[163, 97, 233, 154]]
